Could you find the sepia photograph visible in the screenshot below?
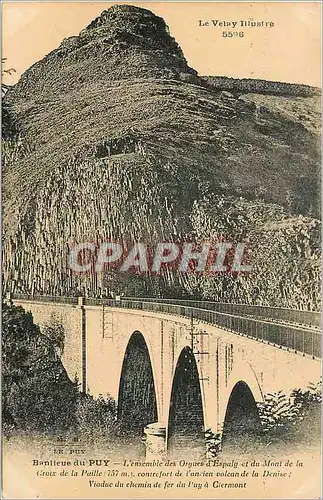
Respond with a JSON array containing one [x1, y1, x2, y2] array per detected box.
[[1, 1, 322, 498]]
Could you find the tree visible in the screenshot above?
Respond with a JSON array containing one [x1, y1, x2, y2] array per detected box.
[[2, 57, 16, 95], [2, 58, 17, 138], [2, 302, 77, 434]]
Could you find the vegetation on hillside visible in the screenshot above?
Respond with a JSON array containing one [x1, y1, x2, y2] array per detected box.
[[2, 302, 117, 440], [186, 196, 321, 310], [2, 58, 17, 139], [258, 381, 322, 436], [2, 302, 77, 434], [205, 380, 322, 457]]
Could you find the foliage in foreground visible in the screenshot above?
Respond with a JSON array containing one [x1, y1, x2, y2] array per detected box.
[[205, 380, 322, 457], [258, 380, 322, 435], [2, 303, 118, 440]]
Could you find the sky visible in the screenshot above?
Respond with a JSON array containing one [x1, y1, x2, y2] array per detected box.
[[2, 1, 322, 87]]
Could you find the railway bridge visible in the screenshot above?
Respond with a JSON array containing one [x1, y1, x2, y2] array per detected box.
[[10, 295, 321, 457]]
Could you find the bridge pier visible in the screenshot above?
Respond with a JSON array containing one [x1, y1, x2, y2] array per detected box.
[[144, 422, 167, 460]]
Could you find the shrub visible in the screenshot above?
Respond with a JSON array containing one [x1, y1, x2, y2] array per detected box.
[[2, 302, 78, 435], [258, 380, 322, 438], [70, 393, 120, 445]]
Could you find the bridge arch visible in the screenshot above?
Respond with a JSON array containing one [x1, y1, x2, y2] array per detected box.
[[117, 331, 158, 434], [220, 363, 263, 452], [167, 346, 205, 456]]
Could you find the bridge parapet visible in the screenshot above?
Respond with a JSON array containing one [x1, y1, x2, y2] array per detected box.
[[10, 294, 321, 358], [93, 299, 321, 359], [125, 297, 322, 329], [9, 293, 321, 328]]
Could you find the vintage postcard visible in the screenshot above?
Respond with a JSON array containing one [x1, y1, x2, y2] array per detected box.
[[1, 1, 321, 498]]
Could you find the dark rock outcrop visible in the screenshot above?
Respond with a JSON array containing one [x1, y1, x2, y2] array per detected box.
[[2, 5, 321, 306]]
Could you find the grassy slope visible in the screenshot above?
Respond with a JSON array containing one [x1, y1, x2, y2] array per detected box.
[[238, 93, 321, 135], [3, 78, 320, 223]]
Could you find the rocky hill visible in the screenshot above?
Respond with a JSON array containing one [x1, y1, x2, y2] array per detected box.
[[2, 5, 321, 308]]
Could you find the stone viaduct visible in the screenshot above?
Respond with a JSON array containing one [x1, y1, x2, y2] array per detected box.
[[12, 296, 321, 456]]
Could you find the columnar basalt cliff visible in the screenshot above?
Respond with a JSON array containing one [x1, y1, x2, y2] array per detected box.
[[2, 5, 321, 307]]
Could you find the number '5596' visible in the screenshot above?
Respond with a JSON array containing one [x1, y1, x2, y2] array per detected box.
[[223, 31, 244, 37]]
